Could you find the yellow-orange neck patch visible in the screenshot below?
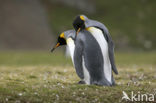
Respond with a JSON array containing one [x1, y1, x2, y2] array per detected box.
[[86, 27, 91, 31]]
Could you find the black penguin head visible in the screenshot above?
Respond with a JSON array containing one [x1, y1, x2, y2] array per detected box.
[[51, 33, 66, 52], [73, 15, 86, 32], [51, 30, 76, 52]]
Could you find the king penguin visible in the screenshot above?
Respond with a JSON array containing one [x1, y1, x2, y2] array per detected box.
[[51, 30, 113, 86], [73, 15, 118, 85]]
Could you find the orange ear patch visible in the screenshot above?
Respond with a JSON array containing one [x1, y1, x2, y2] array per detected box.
[[80, 15, 85, 21], [60, 33, 65, 38]]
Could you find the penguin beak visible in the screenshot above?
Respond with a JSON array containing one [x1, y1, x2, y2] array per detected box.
[[51, 43, 60, 52], [76, 28, 81, 35]]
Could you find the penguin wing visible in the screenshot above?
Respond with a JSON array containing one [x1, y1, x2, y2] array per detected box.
[[74, 37, 84, 79], [108, 37, 118, 75], [85, 19, 118, 74]]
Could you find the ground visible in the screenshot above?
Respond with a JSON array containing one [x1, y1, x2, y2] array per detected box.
[[0, 51, 155, 103]]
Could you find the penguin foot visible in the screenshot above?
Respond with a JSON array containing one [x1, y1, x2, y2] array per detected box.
[[78, 80, 86, 84], [92, 80, 112, 86]]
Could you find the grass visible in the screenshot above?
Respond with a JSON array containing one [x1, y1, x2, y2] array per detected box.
[[0, 51, 156, 103]]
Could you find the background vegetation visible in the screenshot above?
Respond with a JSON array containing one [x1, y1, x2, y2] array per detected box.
[[43, 0, 156, 50]]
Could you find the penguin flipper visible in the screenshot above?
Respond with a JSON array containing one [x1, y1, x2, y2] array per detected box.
[[108, 39, 118, 74], [74, 38, 84, 79]]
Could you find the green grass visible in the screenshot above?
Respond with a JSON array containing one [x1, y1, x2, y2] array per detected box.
[[0, 51, 156, 103], [0, 51, 72, 66]]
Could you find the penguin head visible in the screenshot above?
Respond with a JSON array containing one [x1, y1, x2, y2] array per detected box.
[[51, 33, 66, 52], [51, 30, 76, 52], [73, 15, 88, 33]]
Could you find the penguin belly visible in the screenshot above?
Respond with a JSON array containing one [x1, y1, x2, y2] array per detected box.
[[66, 38, 75, 63], [86, 27, 112, 84]]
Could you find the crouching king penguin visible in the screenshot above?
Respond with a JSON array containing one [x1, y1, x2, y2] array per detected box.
[[73, 15, 118, 86], [51, 29, 114, 86]]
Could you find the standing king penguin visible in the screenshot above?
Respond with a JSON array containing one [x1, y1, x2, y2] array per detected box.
[[51, 30, 114, 86], [73, 15, 118, 85]]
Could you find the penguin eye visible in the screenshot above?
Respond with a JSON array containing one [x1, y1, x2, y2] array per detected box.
[[58, 37, 66, 45]]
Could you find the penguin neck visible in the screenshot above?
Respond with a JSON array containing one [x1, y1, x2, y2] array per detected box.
[[66, 38, 75, 62]]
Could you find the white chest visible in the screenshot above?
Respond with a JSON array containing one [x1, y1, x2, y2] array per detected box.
[[66, 38, 75, 62]]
